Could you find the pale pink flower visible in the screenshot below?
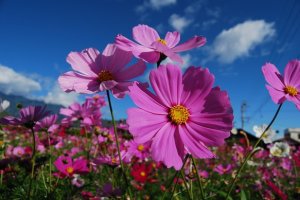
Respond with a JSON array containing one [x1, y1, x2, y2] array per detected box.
[[262, 60, 300, 109], [58, 44, 146, 98], [115, 24, 206, 64]]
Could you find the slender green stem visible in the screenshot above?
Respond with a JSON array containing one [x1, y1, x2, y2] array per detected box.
[[41, 166, 48, 190], [166, 155, 189, 200], [191, 156, 204, 199], [47, 132, 52, 192], [225, 103, 283, 199], [180, 169, 192, 200], [0, 171, 3, 185], [106, 90, 132, 198], [27, 127, 37, 199]]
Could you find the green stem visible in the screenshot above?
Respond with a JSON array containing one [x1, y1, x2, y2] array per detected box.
[[166, 155, 189, 200], [27, 127, 37, 199], [191, 156, 204, 199], [0, 171, 3, 185], [47, 132, 52, 192], [180, 169, 192, 200], [225, 103, 283, 199], [41, 166, 48, 190], [106, 90, 132, 198]]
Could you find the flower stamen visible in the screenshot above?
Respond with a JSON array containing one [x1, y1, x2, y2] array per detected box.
[[157, 38, 167, 46], [140, 171, 146, 177], [137, 144, 144, 151], [169, 105, 190, 125], [98, 70, 113, 82], [66, 166, 74, 174], [284, 86, 298, 96]]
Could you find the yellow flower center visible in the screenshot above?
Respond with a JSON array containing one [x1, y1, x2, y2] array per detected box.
[[0, 141, 3, 146], [137, 144, 144, 151], [284, 86, 298, 96], [169, 105, 190, 125], [111, 157, 117, 164], [98, 70, 113, 82], [140, 171, 146, 177], [272, 148, 283, 156], [157, 38, 167, 45], [66, 166, 74, 174]]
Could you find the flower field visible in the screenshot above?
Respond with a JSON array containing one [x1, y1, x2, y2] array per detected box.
[[0, 24, 299, 200]]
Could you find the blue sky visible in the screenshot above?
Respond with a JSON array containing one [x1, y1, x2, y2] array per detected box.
[[0, 0, 300, 136]]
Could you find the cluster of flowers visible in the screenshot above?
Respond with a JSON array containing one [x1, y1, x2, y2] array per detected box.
[[0, 24, 299, 199]]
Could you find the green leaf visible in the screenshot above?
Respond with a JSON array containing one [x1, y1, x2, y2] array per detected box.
[[240, 190, 247, 200]]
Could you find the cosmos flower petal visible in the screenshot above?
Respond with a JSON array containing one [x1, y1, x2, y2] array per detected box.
[[199, 87, 233, 114], [178, 126, 215, 159], [185, 123, 225, 146], [163, 49, 183, 64], [58, 71, 99, 94], [133, 24, 160, 47], [137, 50, 161, 63], [188, 121, 230, 145], [66, 48, 100, 76], [288, 94, 300, 110], [115, 35, 153, 52], [150, 64, 183, 106], [164, 31, 180, 48], [101, 44, 132, 73], [99, 80, 118, 91], [128, 82, 168, 114], [262, 63, 285, 90], [151, 123, 183, 170], [265, 85, 286, 104], [115, 59, 146, 81], [172, 36, 206, 52], [127, 108, 167, 142], [284, 59, 300, 87], [181, 66, 214, 107]]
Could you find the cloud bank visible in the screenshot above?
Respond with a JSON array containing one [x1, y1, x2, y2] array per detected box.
[[207, 20, 275, 64]]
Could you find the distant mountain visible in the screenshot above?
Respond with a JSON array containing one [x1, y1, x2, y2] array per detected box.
[[0, 92, 62, 116]]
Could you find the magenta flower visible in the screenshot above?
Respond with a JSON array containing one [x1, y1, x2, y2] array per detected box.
[[127, 64, 233, 170], [115, 24, 206, 64], [58, 44, 146, 98], [54, 155, 89, 178], [214, 164, 232, 175], [262, 60, 300, 110], [35, 114, 58, 133], [12, 146, 25, 158], [0, 105, 50, 129], [126, 140, 150, 160]]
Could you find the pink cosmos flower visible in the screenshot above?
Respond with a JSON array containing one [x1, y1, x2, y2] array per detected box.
[[262, 60, 300, 110], [35, 114, 58, 133], [0, 105, 50, 129], [214, 164, 232, 175], [127, 64, 233, 170], [12, 146, 25, 158], [115, 24, 206, 64], [58, 44, 146, 98], [54, 155, 89, 178], [126, 140, 150, 160]]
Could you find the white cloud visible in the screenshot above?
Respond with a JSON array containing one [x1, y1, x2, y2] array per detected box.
[[184, 0, 204, 14], [207, 20, 275, 64], [169, 14, 192, 33], [0, 65, 41, 96], [43, 83, 80, 107], [150, 0, 176, 9], [202, 19, 217, 30], [136, 0, 176, 12]]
